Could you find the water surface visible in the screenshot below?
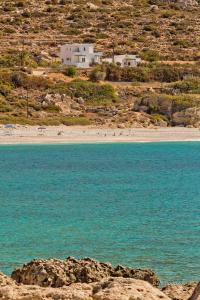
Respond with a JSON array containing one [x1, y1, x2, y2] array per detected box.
[[0, 142, 199, 283]]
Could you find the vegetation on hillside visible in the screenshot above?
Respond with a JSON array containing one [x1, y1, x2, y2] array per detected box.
[[0, 0, 200, 127], [0, 0, 200, 62]]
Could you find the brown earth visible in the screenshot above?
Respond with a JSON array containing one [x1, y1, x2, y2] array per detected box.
[[0, 0, 200, 62]]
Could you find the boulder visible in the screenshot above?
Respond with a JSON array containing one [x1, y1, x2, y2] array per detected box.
[[0, 276, 169, 300], [0, 280, 93, 300], [0, 272, 14, 287], [87, 2, 99, 10], [177, 0, 199, 8], [189, 282, 200, 300], [76, 97, 85, 105], [155, 119, 168, 127], [172, 107, 200, 127], [11, 257, 160, 287], [150, 5, 159, 11], [162, 282, 198, 300], [165, 0, 199, 8], [93, 277, 170, 300]]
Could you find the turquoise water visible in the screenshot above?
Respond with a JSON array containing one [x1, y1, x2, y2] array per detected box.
[[0, 142, 199, 284]]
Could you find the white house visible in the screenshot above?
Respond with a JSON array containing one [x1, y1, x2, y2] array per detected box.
[[60, 43, 103, 68], [103, 54, 141, 67]]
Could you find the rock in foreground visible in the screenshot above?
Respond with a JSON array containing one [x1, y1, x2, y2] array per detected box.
[[11, 257, 160, 287], [0, 273, 170, 300], [1, 261, 200, 300], [162, 282, 200, 300]]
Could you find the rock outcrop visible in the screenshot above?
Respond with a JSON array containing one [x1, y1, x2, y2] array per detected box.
[[11, 257, 160, 287], [0, 259, 199, 300], [177, 0, 199, 7], [92, 277, 170, 300], [0, 272, 14, 287], [0, 273, 170, 300], [165, 0, 199, 8], [189, 282, 200, 300], [162, 282, 199, 300]]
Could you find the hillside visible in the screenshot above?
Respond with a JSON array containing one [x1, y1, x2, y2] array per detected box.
[[0, 0, 200, 62], [0, 0, 200, 127]]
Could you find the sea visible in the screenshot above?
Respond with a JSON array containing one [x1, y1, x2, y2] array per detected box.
[[0, 142, 199, 284]]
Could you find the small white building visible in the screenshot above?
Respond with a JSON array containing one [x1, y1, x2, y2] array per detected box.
[[103, 54, 141, 67], [60, 43, 103, 68]]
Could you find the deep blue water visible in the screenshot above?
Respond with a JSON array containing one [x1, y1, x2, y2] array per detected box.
[[0, 142, 199, 284]]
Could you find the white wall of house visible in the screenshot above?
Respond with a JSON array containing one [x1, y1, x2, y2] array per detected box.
[[60, 44, 102, 68], [103, 55, 141, 67]]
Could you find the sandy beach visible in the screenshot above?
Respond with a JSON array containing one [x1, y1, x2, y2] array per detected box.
[[1, 125, 200, 144]]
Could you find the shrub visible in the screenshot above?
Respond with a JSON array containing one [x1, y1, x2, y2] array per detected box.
[[15, 1, 26, 7], [64, 66, 76, 77], [104, 63, 200, 83], [66, 79, 119, 105], [0, 102, 12, 112], [105, 64, 151, 82], [89, 66, 106, 82], [61, 116, 91, 126], [0, 82, 12, 96], [0, 50, 38, 68], [43, 103, 61, 113], [140, 49, 160, 62], [11, 72, 26, 87], [135, 93, 196, 118], [152, 64, 181, 82], [170, 78, 200, 93]]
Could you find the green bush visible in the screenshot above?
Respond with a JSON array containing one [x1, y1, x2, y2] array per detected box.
[[43, 103, 61, 113], [0, 103, 12, 112], [64, 66, 76, 77], [0, 82, 12, 96], [89, 66, 106, 82], [11, 72, 25, 87], [170, 78, 200, 93], [152, 64, 182, 82], [136, 93, 196, 118], [61, 116, 91, 126], [66, 79, 119, 105], [10, 72, 52, 90], [105, 64, 152, 82], [0, 50, 38, 68], [104, 63, 200, 83], [140, 49, 160, 62]]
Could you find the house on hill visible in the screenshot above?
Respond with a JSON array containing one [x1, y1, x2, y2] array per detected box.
[[60, 43, 102, 68], [103, 54, 141, 67]]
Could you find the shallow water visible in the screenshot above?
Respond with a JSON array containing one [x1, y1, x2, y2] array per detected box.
[[0, 142, 199, 283]]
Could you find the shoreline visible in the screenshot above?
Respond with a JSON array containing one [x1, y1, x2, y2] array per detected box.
[[1, 126, 200, 145]]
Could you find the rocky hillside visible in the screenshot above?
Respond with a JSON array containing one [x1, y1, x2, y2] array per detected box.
[[0, 257, 199, 300], [0, 0, 200, 62], [0, 66, 200, 127], [0, 0, 200, 127]]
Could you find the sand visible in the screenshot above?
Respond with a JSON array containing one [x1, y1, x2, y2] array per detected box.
[[1, 125, 200, 144]]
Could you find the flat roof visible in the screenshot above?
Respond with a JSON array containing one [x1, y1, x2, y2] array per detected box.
[[61, 43, 94, 46]]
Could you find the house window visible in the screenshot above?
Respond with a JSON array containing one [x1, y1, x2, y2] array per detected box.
[[83, 47, 86, 51], [82, 57, 86, 62]]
